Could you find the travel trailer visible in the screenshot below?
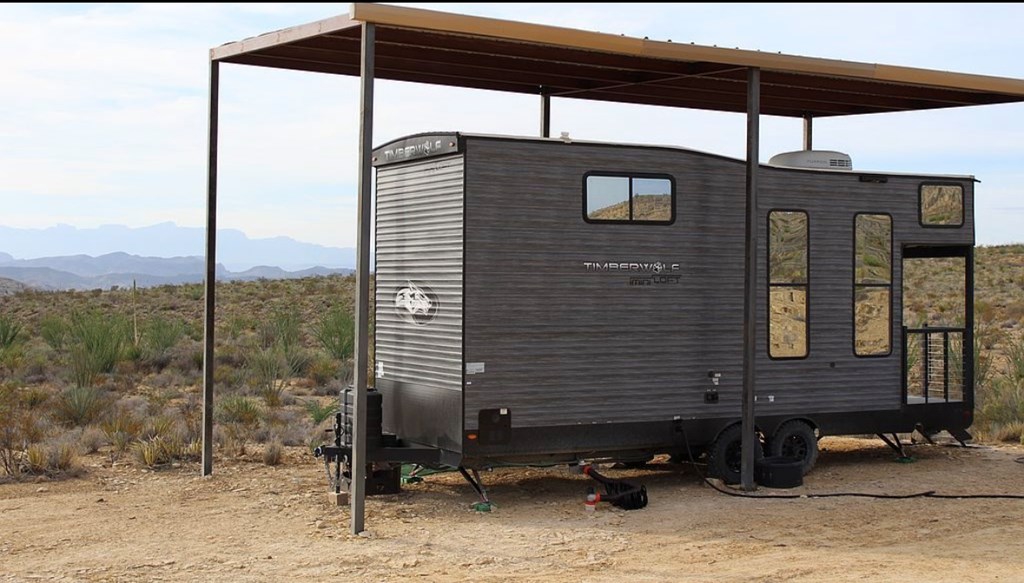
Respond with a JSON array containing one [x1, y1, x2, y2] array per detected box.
[[366, 131, 974, 484]]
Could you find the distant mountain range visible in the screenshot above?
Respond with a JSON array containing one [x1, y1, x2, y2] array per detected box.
[[0, 277, 30, 296], [0, 252, 352, 291], [0, 223, 355, 271]]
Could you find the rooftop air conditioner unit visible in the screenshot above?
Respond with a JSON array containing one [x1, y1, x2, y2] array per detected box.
[[769, 150, 852, 171]]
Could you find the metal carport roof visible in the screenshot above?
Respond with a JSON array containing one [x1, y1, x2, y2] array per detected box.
[[212, 3, 1024, 118]]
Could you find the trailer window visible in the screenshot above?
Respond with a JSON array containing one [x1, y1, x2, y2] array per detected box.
[[585, 174, 673, 223], [920, 184, 964, 227], [854, 214, 892, 356], [768, 210, 808, 358]]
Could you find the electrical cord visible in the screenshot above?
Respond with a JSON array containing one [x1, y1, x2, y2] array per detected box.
[[680, 425, 1024, 501]]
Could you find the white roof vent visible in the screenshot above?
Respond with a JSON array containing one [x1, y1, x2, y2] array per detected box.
[[769, 150, 852, 171]]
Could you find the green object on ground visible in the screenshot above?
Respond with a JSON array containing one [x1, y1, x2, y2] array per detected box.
[[472, 502, 493, 512], [895, 456, 917, 463]]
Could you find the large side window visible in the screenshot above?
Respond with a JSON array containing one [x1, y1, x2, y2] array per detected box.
[[585, 174, 673, 224], [854, 214, 892, 356], [768, 210, 808, 359]]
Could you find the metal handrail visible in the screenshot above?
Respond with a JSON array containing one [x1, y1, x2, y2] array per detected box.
[[904, 326, 966, 404]]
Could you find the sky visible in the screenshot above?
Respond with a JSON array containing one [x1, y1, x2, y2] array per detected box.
[[2, 2, 1024, 253]]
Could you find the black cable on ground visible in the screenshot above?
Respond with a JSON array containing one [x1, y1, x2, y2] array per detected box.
[[680, 425, 1024, 501]]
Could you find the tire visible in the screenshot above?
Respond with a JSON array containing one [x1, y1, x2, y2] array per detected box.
[[707, 424, 763, 485], [769, 420, 819, 476]]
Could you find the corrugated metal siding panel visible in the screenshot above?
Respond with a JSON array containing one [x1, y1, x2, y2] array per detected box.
[[464, 140, 747, 429], [375, 154, 463, 393], [463, 137, 974, 430]]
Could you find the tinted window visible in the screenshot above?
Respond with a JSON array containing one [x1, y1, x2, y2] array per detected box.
[[854, 214, 892, 356], [921, 184, 964, 226], [768, 211, 808, 359], [585, 174, 673, 224]]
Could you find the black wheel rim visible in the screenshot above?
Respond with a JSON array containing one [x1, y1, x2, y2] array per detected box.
[[781, 434, 808, 461]]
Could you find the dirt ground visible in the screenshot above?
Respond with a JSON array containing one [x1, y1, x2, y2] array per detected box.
[[2, 437, 1023, 583]]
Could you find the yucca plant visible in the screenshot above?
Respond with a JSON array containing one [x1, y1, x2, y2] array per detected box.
[[67, 311, 127, 387], [303, 398, 337, 425], [143, 316, 185, 364], [313, 305, 355, 362], [52, 386, 110, 427], [0, 314, 22, 353], [257, 307, 301, 351], [217, 395, 263, 427], [39, 315, 68, 351]]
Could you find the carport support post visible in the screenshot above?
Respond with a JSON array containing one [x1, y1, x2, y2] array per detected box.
[[351, 22, 375, 536], [201, 59, 220, 477], [803, 114, 813, 150], [741, 67, 760, 492], [540, 92, 551, 138]]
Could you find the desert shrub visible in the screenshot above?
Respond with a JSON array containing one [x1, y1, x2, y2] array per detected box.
[[39, 315, 68, 351], [143, 316, 185, 368], [262, 439, 284, 466], [214, 343, 246, 369], [0, 384, 29, 476], [190, 348, 204, 371], [224, 315, 254, 340], [212, 365, 242, 391], [166, 341, 203, 374], [22, 441, 78, 476], [306, 353, 340, 386], [132, 438, 172, 468], [78, 426, 107, 455], [67, 311, 127, 387], [303, 398, 337, 425], [52, 386, 111, 427], [143, 415, 176, 441], [991, 420, 1024, 443], [977, 376, 1024, 431], [1003, 333, 1024, 384], [22, 444, 48, 475], [19, 386, 50, 410], [257, 307, 301, 351], [247, 345, 307, 408], [183, 284, 204, 302], [217, 395, 263, 427], [312, 306, 354, 361], [17, 344, 54, 384], [100, 405, 144, 459], [260, 408, 314, 447], [178, 393, 203, 443]]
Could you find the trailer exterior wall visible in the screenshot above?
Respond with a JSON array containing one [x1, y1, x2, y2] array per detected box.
[[375, 153, 465, 453], [463, 138, 747, 430], [461, 136, 973, 448]]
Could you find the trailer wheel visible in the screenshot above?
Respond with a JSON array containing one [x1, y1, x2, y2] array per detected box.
[[707, 424, 762, 485], [769, 420, 819, 476]]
